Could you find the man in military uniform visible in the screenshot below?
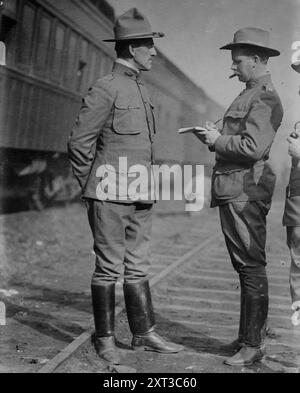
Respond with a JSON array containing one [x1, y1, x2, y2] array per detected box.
[[68, 8, 183, 365], [194, 27, 283, 366], [283, 60, 300, 326]]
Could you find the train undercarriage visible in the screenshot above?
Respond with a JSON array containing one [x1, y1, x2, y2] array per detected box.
[[0, 148, 81, 212]]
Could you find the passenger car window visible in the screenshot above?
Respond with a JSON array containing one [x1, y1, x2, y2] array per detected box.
[[50, 22, 65, 81], [34, 13, 51, 75], [16, 2, 36, 66]]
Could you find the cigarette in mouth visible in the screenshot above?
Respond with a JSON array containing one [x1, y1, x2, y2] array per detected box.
[[229, 74, 237, 79]]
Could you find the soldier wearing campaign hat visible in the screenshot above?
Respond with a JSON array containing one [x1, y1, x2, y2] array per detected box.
[[283, 59, 300, 327], [219, 26, 280, 57], [68, 8, 183, 365], [193, 27, 283, 366]]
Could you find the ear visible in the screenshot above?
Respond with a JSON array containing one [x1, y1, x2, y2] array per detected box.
[[129, 44, 135, 57], [253, 55, 260, 64]]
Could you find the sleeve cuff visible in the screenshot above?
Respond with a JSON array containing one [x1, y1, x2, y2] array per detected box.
[[214, 135, 230, 154]]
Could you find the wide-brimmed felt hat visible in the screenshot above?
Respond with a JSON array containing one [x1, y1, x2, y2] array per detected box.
[[291, 61, 300, 73], [220, 27, 280, 57], [103, 8, 164, 42]]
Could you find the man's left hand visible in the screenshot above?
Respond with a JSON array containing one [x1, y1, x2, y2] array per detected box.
[[193, 121, 220, 147], [287, 136, 300, 160]]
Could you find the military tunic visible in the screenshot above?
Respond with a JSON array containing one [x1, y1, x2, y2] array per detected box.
[[68, 62, 156, 202], [211, 74, 283, 207]]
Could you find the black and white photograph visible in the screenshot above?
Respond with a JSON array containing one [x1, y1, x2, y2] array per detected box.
[[0, 0, 300, 376]]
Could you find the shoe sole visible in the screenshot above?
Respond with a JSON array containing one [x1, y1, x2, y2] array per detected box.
[[132, 345, 184, 354], [97, 355, 121, 365], [96, 350, 121, 364], [224, 355, 264, 367]]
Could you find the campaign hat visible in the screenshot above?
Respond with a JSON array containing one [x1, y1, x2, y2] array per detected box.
[[103, 8, 164, 42], [220, 27, 280, 57]]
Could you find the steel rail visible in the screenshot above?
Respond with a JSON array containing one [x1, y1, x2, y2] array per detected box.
[[37, 235, 217, 373]]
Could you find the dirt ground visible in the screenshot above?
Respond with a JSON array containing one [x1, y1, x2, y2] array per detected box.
[[0, 199, 213, 373], [54, 199, 300, 374], [0, 198, 298, 374]]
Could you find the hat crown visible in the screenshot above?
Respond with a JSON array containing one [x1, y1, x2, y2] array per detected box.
[[233, 27, 270, 47], [220, 26, 280, 57], [103, 8, 164, 41], [114, 8, 153, 39]]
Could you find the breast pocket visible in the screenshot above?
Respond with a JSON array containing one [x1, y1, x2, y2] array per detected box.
[[223, 110, 248, 133], [113, 100, 143, 135]]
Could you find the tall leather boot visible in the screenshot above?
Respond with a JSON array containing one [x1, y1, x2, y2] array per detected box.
[[222, 281, 246, 353], [224, 294, 268, 366], [91, 283, 121, 364], [123, 280, 184, 353]]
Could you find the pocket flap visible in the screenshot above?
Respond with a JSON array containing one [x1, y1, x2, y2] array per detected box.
[[224, 110, 247, 119], [215, 168, 244, 175], [113, 100, 142, 134], [114, 100, 140, 110]]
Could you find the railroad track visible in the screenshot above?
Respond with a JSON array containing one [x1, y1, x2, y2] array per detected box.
[[2, 201, 298, 373], [37, 213, 221, 373], [37, 202, 300, 374]]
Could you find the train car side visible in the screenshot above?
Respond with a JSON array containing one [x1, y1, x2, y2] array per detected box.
[[0, 0, 223, 210]]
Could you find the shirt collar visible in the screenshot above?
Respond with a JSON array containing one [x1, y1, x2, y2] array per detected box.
[[246, 73, 272, 89], [115, 58, 140, 75], [112, 61, 143, 83]]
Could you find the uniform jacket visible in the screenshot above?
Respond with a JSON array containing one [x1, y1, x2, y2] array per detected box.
[[68, 62, 156, 202], [211, 74, 284, 207]]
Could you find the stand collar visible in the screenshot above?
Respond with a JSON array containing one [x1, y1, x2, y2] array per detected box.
[[113, 60, 141, 81], [246, 73, 271, 89]]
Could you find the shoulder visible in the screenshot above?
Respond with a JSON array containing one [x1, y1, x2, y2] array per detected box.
[[94, 72, 133, 92], [252, 82, 282, 110], [87, 74, 117, 100], [92, 74, 115, 90]]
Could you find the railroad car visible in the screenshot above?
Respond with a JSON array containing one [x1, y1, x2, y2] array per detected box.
[[0, 0, 223, 210]]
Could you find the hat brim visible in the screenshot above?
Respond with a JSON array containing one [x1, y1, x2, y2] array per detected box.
[[220, 43, 280, 57], [291, 62, 300, 73], [103, 32, 165, 42]]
